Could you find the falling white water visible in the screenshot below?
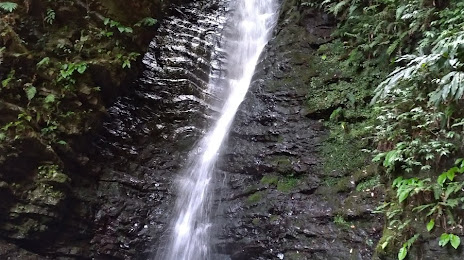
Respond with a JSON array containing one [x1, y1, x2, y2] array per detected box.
[[160, 1, 278, 259]]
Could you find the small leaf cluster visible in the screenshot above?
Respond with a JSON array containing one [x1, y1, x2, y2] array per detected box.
[[44, 8, 55, 25], [439, 233, 461, 249], [135, 17, 158, 27], [376, 160, 464, 259], [0, 2, 17, 13], [103, 18, 133, 34], [398, 234, 419, 260]]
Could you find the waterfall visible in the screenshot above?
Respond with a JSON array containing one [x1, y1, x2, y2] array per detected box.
[[158, 1, 278, 259]]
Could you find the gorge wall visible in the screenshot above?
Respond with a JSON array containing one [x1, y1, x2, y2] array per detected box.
[[211, 1, 383, 259], [2, 0, 463, 259], [1, 0, 383, 259]]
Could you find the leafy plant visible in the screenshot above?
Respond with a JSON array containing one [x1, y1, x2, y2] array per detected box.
[[393, 177, 431, 203], [1, 70, 15, 88], [25, 84, 37, 101], [41, 120, 58, 135], [44, 8, 55, 25], [44, 94, 56, 104], [426, 219, 435, 232], [103, 17, 133, 34], [0, 2, 18, 13], [36, 57, 51, 68], [356, 175, 380, 191], [1, 112, 33, 139], [59, 62, 88, 81], [117, 52, 139, 69], [377, 160, 464, 258], [135, 17, 158, 27], [300, 1, 464, 258], [439, 233, 461, 249], [333, 215, 352, 229], [398, 234, 419, 260], [373, 31, 464, 105], [313, 0, 436, 63]]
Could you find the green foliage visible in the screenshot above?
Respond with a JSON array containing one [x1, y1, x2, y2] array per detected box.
[[307, 40, 382, 181], [1, 112, 33, 140], [135, 17, 158, 27], [374, 30, 464, 105], [103, 17, 133, 34], [0, 2, 17, 12], [117, 52, 140, 69], [36, 57, 50, 68], [25, 85, 37, 101], [261, 175, 279, 186], [276, 178, 298, 193], [426, 219, 435, 232], [44, 94, 56, 104], [247, 192, 263, 204], [59, 62, 88, 81], [376, 161, 464, 257], [333, 215, 352, 229], [44, 9, 56, 25], [392, 177, 430, 203], [1, 70, 15, 88], [397, 246, 406, 260], [439, 233, 461, 249], [329, 107, 344, 122], [398, 234, 419, 260], [309, 1, 464, 257], [260, 175, 299, 193], [312, 0, 437, 64], [356, 175, 380, 191], [372, 86, 458, 175], [37, 165, 69, 183], [300, 1, 464, 259], [0, 0, 146, 153], [99, 30, 114, 38]]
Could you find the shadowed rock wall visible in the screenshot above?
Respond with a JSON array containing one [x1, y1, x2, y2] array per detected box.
[[211, 1, 383, 259], [86, 1, 228, 259], [0, 0, 220, 259], [0, 0, 396, 259]]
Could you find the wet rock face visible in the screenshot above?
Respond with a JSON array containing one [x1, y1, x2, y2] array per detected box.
[[0, 0, 223, 259], [212, 1, 382, 259], [87, 1, 228, 259], [0, 1, 408, 260]]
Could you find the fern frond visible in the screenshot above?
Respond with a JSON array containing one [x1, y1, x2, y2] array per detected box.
[[330, 0, 349, 16], [0, 2, 17, 12]]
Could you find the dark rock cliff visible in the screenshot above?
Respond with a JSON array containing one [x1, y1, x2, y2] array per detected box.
[[87, 1, 227, 258], [4, 0, 458, 259], [211, 1, 383, 259], [0, 0, 384, 259], [0, 0, 201, 258]]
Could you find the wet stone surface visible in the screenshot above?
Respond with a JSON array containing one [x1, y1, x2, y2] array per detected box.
[[0, 1, 388, 259], [87, 1, 229, 259], [211, 2, 383, 260]]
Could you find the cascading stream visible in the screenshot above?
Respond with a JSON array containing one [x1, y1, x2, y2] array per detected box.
[[159, 1, 278, 259]]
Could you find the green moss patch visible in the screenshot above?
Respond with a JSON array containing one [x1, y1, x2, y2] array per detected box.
[[260, 175, 300, 193], [247, 191, 263, 204]]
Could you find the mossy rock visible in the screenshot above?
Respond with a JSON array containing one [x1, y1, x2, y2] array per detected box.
[[276, 178, 298, 193], [260, 174, 299, 193], [247, 191, 263, 204]]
